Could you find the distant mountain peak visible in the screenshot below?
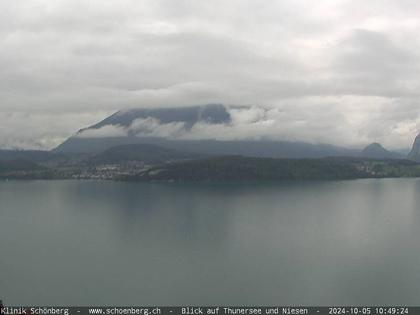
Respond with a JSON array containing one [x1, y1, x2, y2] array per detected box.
[[364, 142, 385, 151], [361, 142, 400, 159]]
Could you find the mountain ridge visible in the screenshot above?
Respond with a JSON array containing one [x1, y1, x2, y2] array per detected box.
[[53, 104, 417, 162], [408, 134, 420, 162], [88, 143, 205, 165], [54, 104, 362, 158], [79, 103, 231, 133], [361, 142, 401, 159]]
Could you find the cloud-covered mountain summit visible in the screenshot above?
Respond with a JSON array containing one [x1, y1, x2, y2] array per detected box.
[[82, 103, 231, 133], [2, 1, 420, 151], [55, 104, 362, 158]]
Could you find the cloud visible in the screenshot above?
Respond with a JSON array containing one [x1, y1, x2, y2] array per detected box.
[[0, 0, 420, 149], [74, 104, 420, 150], [76, 116, 187, 139], [76, 124, 127, 138], [129, 117, 186, 138], [0, 110, 111, 150]]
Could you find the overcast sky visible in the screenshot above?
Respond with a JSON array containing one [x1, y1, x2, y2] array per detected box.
[[1, 0, 420, 150]]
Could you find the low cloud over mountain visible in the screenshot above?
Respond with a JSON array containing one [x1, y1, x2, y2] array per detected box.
[[73, 104, 419, 151], [1, 1, 420, 150]]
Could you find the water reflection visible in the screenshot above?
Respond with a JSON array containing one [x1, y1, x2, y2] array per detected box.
[[1, 179, 420, 305]]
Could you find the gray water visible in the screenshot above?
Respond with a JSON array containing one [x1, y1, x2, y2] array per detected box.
[[1, 179, 420, 305]]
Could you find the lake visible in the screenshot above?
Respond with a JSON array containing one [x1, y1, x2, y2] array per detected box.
[[1, 179, 420, 305]]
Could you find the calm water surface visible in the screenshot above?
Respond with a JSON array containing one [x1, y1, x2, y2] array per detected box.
[[1, 179, 420, 305]]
